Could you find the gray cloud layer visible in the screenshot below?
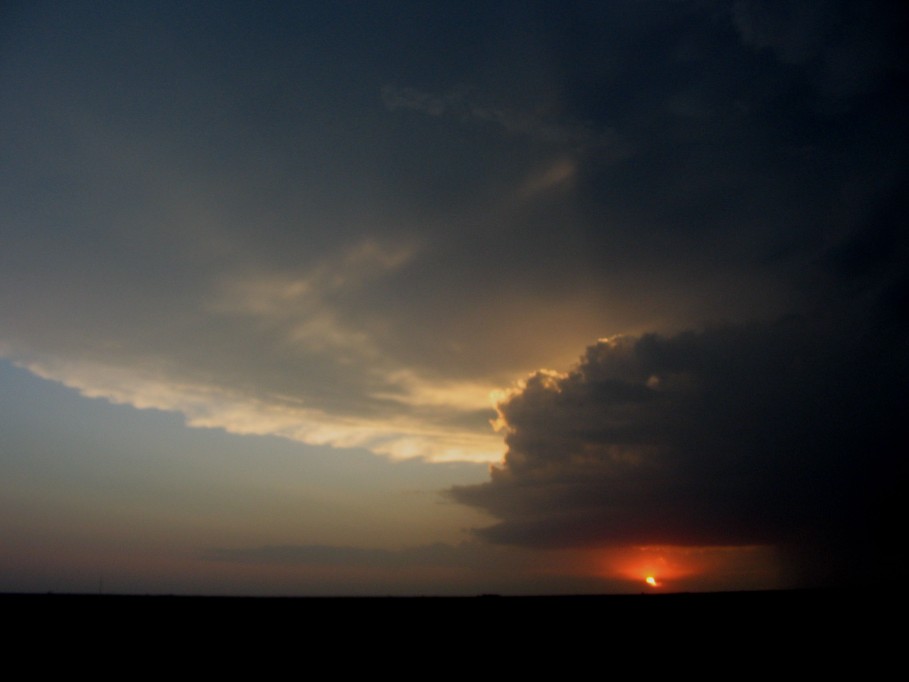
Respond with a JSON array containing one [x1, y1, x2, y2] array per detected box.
[[206, 542, 470, 568]]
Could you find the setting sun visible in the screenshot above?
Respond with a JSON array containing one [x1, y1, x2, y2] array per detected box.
[[593, 545, 784, 593]]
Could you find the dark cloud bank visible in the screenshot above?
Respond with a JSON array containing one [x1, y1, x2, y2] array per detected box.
[[452, 297, 907, 587]]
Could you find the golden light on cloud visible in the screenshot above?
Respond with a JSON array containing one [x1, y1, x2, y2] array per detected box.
[[17, 358, 506, 463]]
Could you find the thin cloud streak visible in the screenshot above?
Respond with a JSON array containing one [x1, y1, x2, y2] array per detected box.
[[382, 84, 619, 150]]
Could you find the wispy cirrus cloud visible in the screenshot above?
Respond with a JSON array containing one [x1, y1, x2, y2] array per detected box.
[[382, 84, 619, 150]]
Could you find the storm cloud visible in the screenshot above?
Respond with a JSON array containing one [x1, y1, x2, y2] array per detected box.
[[451, 303, 906, 586]]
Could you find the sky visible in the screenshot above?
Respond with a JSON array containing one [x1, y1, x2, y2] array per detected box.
[[1, 0, 906, 595]]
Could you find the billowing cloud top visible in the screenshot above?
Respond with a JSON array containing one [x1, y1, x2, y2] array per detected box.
[[452, 303, 907, 585]]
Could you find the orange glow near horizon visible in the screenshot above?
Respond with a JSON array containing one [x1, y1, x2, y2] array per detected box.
[[593, 545, 783, 592]]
